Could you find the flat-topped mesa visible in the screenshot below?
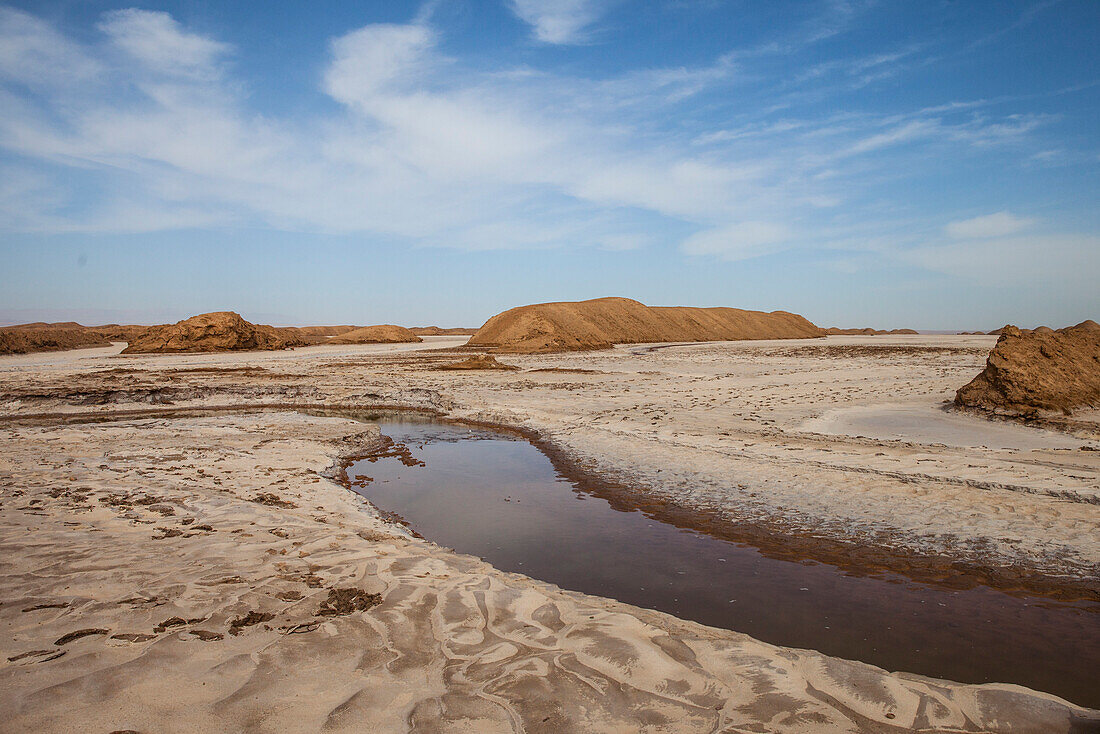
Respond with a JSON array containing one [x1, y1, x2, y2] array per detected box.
[[468, 297, 824, 353], [327, 325, 422, 344], [955, 320, 1100, 417], [121, 312, 308, 354]]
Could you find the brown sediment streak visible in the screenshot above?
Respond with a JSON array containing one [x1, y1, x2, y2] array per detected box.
[[438, 418, 1100, 604], [3, 401, 1096, 603]]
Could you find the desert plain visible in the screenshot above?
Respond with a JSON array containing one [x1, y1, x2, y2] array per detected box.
[[1, 332, 1098, 733]]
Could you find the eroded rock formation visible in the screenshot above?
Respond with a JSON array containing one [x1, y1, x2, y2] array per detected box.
[[955, 320, 1100, 416]]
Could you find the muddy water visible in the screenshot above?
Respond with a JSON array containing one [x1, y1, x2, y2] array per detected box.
[[347, 417, 1100, 708]]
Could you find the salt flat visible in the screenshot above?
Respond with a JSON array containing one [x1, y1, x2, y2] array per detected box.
[[1, 335, 1097, 732]]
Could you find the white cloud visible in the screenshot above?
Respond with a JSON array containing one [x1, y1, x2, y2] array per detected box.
[[97, 9, 229, 79], [324, 23, 433, 103], [680, 221, 792, 260], [508, 0, 616, 44], [945, 211, 1035, 239]]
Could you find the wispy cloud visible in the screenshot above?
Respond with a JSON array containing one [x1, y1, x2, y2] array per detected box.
[[97, 9, 230, 79], [945, 211, 1035, 239], [507, 0, 619, 44], [680, 221, 792, 260]]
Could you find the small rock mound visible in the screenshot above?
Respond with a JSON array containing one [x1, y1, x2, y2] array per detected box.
[[436, 354, 518, 370], [316, 587, 381, 616], [955, 321, 1100, 416], [121, 312, 307, 354], [328, 325, 422, 344]]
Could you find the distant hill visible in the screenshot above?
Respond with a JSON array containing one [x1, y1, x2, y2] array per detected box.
[[328, 325, 422, 344], [409, 326, 479, 336], [467, 297, 824, 353], [824, 327, 919, 335]]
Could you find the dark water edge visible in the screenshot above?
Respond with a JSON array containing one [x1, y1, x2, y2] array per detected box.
[[347, 416, 1100, 710]]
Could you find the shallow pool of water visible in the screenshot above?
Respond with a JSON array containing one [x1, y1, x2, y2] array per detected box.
[[347, 417, 1100, 708]]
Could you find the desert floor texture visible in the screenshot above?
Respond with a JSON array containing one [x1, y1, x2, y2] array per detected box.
[[1, 334, 1097, 733]]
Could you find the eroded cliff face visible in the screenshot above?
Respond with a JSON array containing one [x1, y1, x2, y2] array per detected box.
[[956, 320, 1100, 416]]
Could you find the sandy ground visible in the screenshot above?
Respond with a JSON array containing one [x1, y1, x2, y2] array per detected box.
[[1, 334, 1098, 732]]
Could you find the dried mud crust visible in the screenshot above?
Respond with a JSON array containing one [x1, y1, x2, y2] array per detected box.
[[760, 344, 992, 359]]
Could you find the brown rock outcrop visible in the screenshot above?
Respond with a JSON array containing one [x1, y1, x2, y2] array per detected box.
[[468, 297, 823, 353], [327, 325, 422, 345], [121, 312, 308, 354], [955, 320, 1100, 416]]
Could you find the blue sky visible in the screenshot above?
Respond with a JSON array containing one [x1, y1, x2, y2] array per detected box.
[[0, 0, 1096, 329]]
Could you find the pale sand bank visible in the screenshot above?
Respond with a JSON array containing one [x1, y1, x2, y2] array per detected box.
[[800, 403, 1085, 450]]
